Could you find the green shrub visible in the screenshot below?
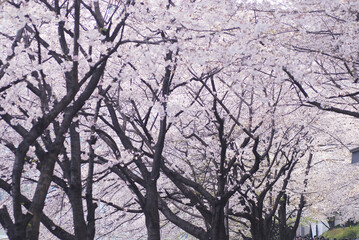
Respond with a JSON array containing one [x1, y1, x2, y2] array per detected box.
[[323, 224, 359, 239]]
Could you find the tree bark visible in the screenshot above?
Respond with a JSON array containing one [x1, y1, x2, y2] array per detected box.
[[86, 138, 97, 240], [13, 149, 27, 240], [26, 152, 57, 240], [250, 207, 272, 240], [251, 220, 271, 240], [278, 194, 294, 240], [0, 206, 15, 240], [68, 122, 87, 240], [210, 203, 228, 240], [144, 180, 161, 240]]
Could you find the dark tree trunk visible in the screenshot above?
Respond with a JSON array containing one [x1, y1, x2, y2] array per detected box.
[[13, 148, 27, 240], [68, 122, 87, 240], [25, 152, 57, 240], [0, 178, 76, 240], [278, 194, 295, 240], [86, 136, 97, 240], [251, 222, 271, 240], [250, 211, 272, 240], [210, 203, 228, 240], [144, 180, 161, 240]]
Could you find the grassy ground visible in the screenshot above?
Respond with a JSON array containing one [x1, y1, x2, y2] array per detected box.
[[322, 225, 359, 239]]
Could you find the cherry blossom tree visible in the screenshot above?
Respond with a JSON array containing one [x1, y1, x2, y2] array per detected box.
[[0, 0, 153, 239], [266, 0, 359, 230], [0, 0, 356, 240]]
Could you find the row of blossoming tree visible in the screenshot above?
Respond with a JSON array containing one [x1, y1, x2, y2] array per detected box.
[[0, 0, 358, 240]]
